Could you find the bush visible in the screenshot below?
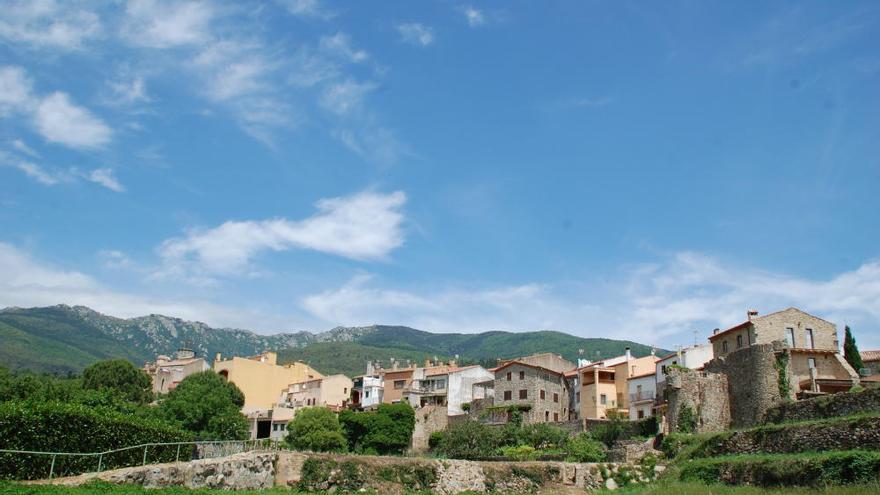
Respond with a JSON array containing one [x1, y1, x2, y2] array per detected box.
[[564, 433, 605, 462], [516, 423, 569, 450], [339, 403, 415, 455], [589, 416, 627, 447], [285, 407, 346, 453], [636, 415, 659, 437], [158, 371, 247, 440], [428, 431, 444, 450], [677, 405, 697, 434], [434, 420, 502, 459], [0, 401, 190, 480], [500, 445, 539, 461]]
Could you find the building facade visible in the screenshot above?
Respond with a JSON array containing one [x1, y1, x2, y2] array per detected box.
[[143, 348, 210, 395], [627, 372, 656, 420], [213, 351, 322, 412], [280, 374, 353, 411], [351, 375, 384, 409], [580, 349, 657, 419], [492, 361, 570, 424]]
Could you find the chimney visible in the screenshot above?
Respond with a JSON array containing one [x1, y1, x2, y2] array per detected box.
[[215, 352, 222, 362], [747, 309, 759, 321], [425, 358, 432, 368], [713, 328, 720, 335], [625, 347, 632, 361]]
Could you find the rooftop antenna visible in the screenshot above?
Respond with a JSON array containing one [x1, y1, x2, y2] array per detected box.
[[693, 330, 698, 346]]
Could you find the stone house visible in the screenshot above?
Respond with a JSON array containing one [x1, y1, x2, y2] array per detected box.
[[709, 308, 858, 394], [492, 361, 571, 424], [861, 350, 880, 376], [653, 343, 713, 423], [143, 348, 210, 395], [580, 348, 658, 419]]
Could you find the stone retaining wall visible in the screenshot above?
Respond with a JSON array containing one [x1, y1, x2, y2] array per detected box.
[[764, 388, 880, 424]]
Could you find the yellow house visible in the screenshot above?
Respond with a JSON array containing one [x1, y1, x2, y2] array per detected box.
[[213, 351, 322, 412], [279, 374, 353, 412], [580, 348, 658, 419]]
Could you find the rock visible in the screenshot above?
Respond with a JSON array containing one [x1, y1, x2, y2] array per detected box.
[[605, 478, 618, 490]]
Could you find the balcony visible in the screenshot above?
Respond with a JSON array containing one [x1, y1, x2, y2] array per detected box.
[[629, 391, 655, 403]]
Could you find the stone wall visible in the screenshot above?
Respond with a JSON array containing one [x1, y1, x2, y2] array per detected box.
[[493, 363, 570, 424], [32, 452, 276, 490], [411, 405, 448, 453], [764, 387, 880, 424], [705, 341, 792, 428], [665, 368, 731, 433]]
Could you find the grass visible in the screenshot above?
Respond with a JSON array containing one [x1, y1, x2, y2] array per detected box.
[[603, 480, 880, 494]]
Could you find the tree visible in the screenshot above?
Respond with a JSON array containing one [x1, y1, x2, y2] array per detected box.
[[364, 403, 415, 454], [82, 359, 152, 404], [844, 326, 865, 373], [159, 371, 248, 440], [285, 407, 346, 452], [435, 420, 502, 459]]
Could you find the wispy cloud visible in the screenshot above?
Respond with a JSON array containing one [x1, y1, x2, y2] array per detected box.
[[0, 66, 34, 115], [0, 150, 60, 186], [35, 92, 112, 149], [319, 79, 377, 115], [319, 32, 368, 63], [461, 6, 485, 27], [0, 0, 102, 50], [156, 190, 407, 282], [277, 0, 335, 20], [121, 0, 214, 49], [396, 23, 434, 47], [86, 168, 125, 192], [300, 252, 880, 349]]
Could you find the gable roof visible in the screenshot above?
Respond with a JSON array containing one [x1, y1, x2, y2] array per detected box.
[[862, 350, 880, 363], [708, 307, 834, 342]]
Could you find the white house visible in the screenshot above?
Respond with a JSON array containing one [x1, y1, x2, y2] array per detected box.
[[627, 372, 656, 420], [352, 375, 384, 409], [654, 343, 714, 391], [447, 366, 495, 415]]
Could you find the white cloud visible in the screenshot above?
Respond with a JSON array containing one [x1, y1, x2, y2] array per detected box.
[[87, 168, 125, 192], [0, 242, 287, 331], [107, 76, 150, 105], [156, 190, 407, 280], [98, 249, 135, 270], [0, 66, 34, 115], [396, 23, 434, 46], [462, 6, 485, 27], [122, 0, 214, 48], [11, 139, 40, 158], [278, 0, 335, 20], [34, 92, 112, 149], [319, 80, 377, 115], [0, 150, 60, 185], [319, 32, 368, 63], [300, 252, 880, 349], [333, 126, 409, 165], [0, 0, 101, 50]]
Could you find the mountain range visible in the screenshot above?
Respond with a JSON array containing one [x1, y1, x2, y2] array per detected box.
[[0, 305, 667, 377]]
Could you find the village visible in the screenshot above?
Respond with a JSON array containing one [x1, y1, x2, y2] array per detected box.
[[143, 306, 879, 450]]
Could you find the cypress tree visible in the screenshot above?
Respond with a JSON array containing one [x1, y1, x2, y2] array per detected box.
[[843, 325, 865, 373]]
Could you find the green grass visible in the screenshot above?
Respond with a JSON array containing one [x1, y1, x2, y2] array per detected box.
[[604, 480, 880, 494]]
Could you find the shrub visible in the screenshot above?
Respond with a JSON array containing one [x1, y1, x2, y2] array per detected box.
[[500, 445, 539, 461], [589, 416, 627, 447], [677, 405, 697, 434], [338, 403, 415, 455], [636, 415, 659, 437], [435, 420, 502, 460], [0, 401, 190, 480], [428, 431, 444, 450], [285, 407, 346, 453], [158, 371, 247, 440], [564, 433, 605, 462], [517, 423, 569, 450]]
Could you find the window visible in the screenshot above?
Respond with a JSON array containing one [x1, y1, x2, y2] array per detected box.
[[806, 329, 814, 349], [722, 340, 729, 352], [545, 411, 550, 422], [365, 391, 370, 398], [344, 388, 347, 394], [785, 327, 795, 347], [394, 380, 405, 390], [637, 410, 645, 419], [600, 394, 607, 405], [808, 357, 816, 369], [661, 365, 667, 374], [554, 412, 559, 422], [575, 391, 580, 402], [506, 372, 512, 381], [436, 379, 446, 389], [553, 393, 559, 403], [737, 335, 743, 348], [519, 389, 528, 399], [519, 371, 525, 380], [540, 389, 546, 400], [636, 384, 643, 396], [504, 390, 512, 400], [273, 424, 279, 431], [280, 423, 286, 431]]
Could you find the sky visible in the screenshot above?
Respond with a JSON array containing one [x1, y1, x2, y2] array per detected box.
[[1, 1, 879, 350]]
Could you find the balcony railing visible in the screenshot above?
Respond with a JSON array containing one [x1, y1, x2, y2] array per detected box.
[[629, 391, 655, 403]]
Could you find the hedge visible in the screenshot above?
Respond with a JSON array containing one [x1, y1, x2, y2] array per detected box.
[[679, 450, 880, 487], [0, 401, 191, 480]]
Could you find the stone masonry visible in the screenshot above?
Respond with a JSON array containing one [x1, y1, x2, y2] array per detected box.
[[411, 404, 448, 453], [665, 368, 731, 433], [492, 362, 570, 424]]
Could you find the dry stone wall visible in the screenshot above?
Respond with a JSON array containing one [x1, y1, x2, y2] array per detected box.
[[665, 368, 731, 433], [411, 405, 448, 453], [764, 388, 880, 424]]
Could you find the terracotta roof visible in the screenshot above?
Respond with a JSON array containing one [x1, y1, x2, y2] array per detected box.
[[861, 350, 880, 362], [708, 320, 751, 341], [563, 370, 578, 378], [788, 348, 838, 355]]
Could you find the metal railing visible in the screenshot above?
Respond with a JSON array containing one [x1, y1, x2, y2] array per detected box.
[[0, 439, 281, 481]]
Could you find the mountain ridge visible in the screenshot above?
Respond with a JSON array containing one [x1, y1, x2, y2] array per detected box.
[[0, 305, 668, 377]]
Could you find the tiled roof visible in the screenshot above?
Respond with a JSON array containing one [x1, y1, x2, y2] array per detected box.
[[861, 350, 880, 362]]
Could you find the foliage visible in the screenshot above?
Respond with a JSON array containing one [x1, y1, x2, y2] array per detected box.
[[0, 401, 190, 480], [590, 415, 629, 446], [637, 415, 659, 437], [338, 403, 415, 455], [82, 360, 152, 405], [158, 371, 247, 440], [677, 405, 698, 434], [428, 431, 444, 450], [460, 402, 470, 411], [500, 444, 539, 460], [285, 407, 346, 453], [679, 450, 880, 488], [774, 352, 791, 400], [844, 326, 865, 373], [433, 420, 502, 459], [516, 423, 568, 450], [564, 433, 606, 462]]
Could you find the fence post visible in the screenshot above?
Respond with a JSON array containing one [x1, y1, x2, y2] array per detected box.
[[176, 444, 181, 462], [49, 454, 56, 480], [97, 453, 103, 473], [142, 446, 148, 466]]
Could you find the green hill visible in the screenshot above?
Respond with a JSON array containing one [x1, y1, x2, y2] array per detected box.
[[0, 305, 668, 377]]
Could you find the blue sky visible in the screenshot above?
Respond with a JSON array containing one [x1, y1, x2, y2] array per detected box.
[[1, 1, 879, 349]]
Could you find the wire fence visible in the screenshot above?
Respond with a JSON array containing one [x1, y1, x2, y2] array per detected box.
[[0, 439, 282, 481]]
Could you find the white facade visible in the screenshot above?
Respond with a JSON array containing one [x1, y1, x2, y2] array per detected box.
[[627, 374, 656, 420], [654, 343, 714, 390], [359, 375, 384, 408], [447, 366, 494, 415]]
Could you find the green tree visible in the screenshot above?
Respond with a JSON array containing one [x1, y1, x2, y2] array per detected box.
[[435, 420, 502, 459], [339, 409, 375, 453], [82, 359, 152, 404], [844, 326, 865, 373], [364, 403, 415, 454], [285, 407, 347, 452], [159, 371, 248, 440]]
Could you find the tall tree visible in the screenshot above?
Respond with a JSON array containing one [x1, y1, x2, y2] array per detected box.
[[844, 326, 865, 373], [82, 359, 152, 404], [159, 371, 248, 440]]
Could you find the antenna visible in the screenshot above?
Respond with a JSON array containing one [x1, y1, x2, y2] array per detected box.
[[693, 330, 698, 346]]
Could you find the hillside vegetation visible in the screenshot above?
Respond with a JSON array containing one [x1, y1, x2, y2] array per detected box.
[[0, 305, 666, 376]]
